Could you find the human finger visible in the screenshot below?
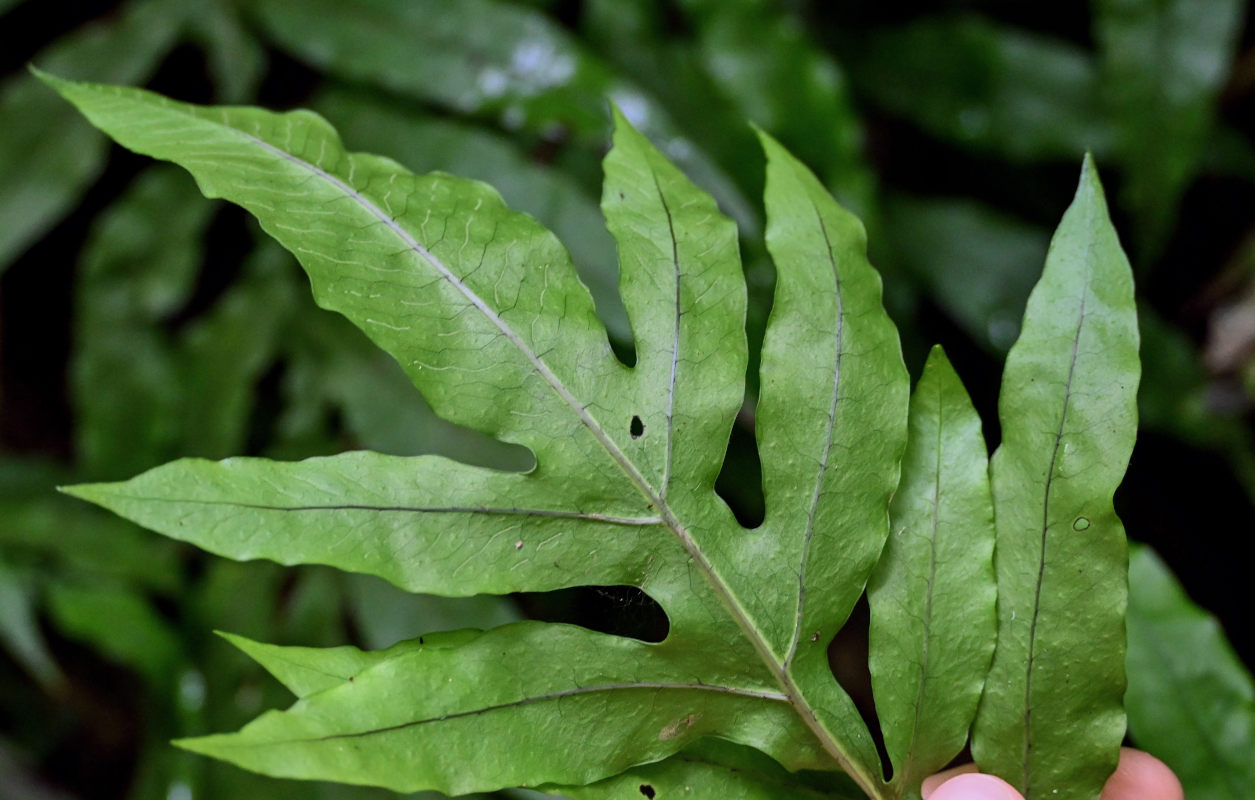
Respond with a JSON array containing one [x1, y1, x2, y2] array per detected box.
[[921, 747, 1181, 800], [921, 763, 979, 797], [926, 773, 1024, 800], [1100, 748, 1183, 800]]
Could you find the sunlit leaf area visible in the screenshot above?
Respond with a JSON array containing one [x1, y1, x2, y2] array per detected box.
[[1, 2, 1253, 799]]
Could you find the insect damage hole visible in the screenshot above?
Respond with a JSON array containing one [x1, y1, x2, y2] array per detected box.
[[639, 785, 656, 798], [630, 415, 645, 439]]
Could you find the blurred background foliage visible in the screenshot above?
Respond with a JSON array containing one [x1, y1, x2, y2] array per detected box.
[[1, 0, 1253, 798]]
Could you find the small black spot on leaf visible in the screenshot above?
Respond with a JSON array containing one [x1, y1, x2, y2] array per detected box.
[[630, 415, 645, 439], [639, 785, 656, 798], [418, 636, 425, 645]]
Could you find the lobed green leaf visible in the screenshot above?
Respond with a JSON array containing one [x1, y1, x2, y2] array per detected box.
[[42, 69, 1147, 800], [751, 130, 910, 785]]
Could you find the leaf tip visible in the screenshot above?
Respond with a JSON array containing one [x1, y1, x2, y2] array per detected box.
[[607, 102, 645, 140], [752, 125, 787, 164], [28, 66, 74, 97], [1076, 151, 1109, 205], [171, 735, 220, 757], [56, 483, 99, 502], [213, 630, 253, 650]]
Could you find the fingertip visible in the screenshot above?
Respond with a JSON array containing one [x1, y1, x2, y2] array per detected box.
[[1102, 747, 1183, 800], [927, 773, 1024, 800], [922, 763, 980, 797]]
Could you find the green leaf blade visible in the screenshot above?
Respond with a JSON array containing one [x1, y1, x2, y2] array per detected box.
[[220, 628, 492, 699], [246, 0, 758, 234], [1126, 546, 1255, 800], [972, 156, 1140, 800], [601, 105, 747, 504], [553, 739, 863, 800], [36, 72, 631, 488], [750, 130, 910, 790], [61, 452, 665, 596], [869, 346, 996, 795], [182, 623, 831, 794]]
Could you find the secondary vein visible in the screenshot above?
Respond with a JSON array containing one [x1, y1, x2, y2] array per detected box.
[[785, 209, 844, 669], [652, 172, 682, 502], [103, 495, 663, 526], [210, 682, 790, 746], [1023, 281, 1089, 794]]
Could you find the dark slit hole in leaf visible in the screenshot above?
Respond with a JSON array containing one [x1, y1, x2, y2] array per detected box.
[[609, 332, 636, 368], [630, 415, 644, 439], [639, 785, 656, 798], [513, 585, 669, 643], [715, 408, 765, 528], [828, 593, 892, 782]]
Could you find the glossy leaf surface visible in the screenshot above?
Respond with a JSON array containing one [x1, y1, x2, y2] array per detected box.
[[972, 156, 1140, 800], [45, 74, 910, 796], [245, 0, 756, 233], [554, 739, 863, 800], [869, 346, 995, 798], [188, 623, 825, 795]]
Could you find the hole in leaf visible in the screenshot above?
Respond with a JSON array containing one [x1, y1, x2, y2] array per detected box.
[[630, 415, 645, 439], [715, 409, 764, 528], [513, 585, 669, 643], [609, 334, 637, 367], [1072, 516, 1091, 531], [639, 785, 656, 798]]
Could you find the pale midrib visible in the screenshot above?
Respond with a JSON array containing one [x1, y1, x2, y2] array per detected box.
[[651, 173, 682, 501], [785, 210, 844, 669], [225, 126, 878, 796], [99, 494, 662, 527], [1022, 282, 1089, 796], [899, 388, 945, 785], [207, 681, 790, 746]]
